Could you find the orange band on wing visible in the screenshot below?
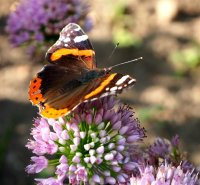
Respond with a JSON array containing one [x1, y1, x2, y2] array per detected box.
[[50, 48, 94, 61], [84, 73, 117, 99], [40, 105, 69, 118]]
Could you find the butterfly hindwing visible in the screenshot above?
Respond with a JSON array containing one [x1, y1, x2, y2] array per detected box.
[[33, 73, 136, 118], [29, 64, 87, 106]]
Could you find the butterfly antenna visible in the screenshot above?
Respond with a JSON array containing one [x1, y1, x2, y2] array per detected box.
[[107, 42, 119, 61], [109, 57, 143, 69]]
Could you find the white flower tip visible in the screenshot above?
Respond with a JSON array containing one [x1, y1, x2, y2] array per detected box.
[[104, 153, 114, 161], [100, 137, 106, 144], [61, 130, 69, 140], [72, 155, 80, 163], [90, 156, 96, 164], [80, 131, 86, 139], [117, 174, 126, 183], [59, 138, 66, 145], [59, 146, 65, 152], [92, 174, 100, 183], [117, 145, 125, 151], [59, 155, 67, 163], [113, 166, 121, 172], [84, 157, 90, 163], [99, 130, 106, 138], [70, 145, 77, 152], [89, 149, 95, 156], [104, 170, 111, 176], [108, 143, 115, 150], [84, 144, 90, 151], [69, 165, 76, 172], [97, 122, 105, 130], [89, 142, 95, 148], [76, 152, 82, 157], [90, 133, 97, 138], [105, 177, 116, 184], [96, 146, 104, 154], [58, 117, 65, 124], [96, 157, 103, 164], [73, 137, 80, 146]]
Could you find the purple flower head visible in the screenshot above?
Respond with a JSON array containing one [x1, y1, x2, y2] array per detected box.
[[130, 163, 199, 185], [149, 137, 170, 159], [26, 96, 146, 184], [146, 135, 195, 172], [6, 0, 92, 55]]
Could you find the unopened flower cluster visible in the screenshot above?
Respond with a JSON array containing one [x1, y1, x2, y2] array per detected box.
[[6, 0, 92, 54], [146, 135, 194, 172], [26, 96, 146, 184]]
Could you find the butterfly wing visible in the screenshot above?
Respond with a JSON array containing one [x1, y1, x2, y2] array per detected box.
[[46, 23, 96, 70], [29, 70, 136, 118], [29, 64, 88, 105]]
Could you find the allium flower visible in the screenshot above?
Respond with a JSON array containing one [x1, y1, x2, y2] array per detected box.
[[149, 137, 171, 159], [130, 163, 199, 185], [26, 96, 146, 184], [6, 0, 92, 55], [146, 135, 194, 172]]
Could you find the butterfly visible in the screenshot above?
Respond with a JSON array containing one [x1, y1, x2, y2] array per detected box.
[[29, 23, 136, 118]]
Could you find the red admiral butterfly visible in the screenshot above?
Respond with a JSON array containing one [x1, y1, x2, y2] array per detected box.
[[29, 23, 136, 118]]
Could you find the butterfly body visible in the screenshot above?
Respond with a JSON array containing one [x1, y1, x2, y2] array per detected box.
[[29, 23, 136, 118]]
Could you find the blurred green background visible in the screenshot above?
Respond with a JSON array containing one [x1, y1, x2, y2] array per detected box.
[[0, 0, 200, 184]]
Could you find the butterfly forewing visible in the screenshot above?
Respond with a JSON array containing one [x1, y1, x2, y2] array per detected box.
[[46, 23, 96, 70]]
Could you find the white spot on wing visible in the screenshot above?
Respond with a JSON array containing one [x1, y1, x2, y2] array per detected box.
[[63, 37, 70, 43], [83, 97, 98, 102], [116, 75, 130, 85], [100, 91, 115, 98], [128, 79, 136, 84], [59, 35, 65, 41], [110, 86, 118, 91], [106, 87, 110, 91], [83, 92, 116, 103], [74, 35, 88, 43]]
